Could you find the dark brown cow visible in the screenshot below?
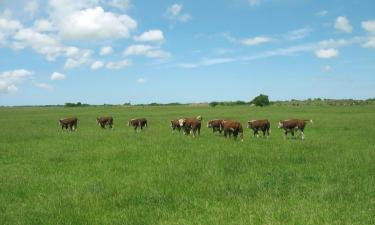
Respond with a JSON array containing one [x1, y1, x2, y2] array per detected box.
[[170, 119, 182, 132], [128, 118, 147, 132], [59, 117, 78, 131], [179, 116, 202, 137], [221, 120, 244, 141], [278, 119, 313, 139], [247, 119, 270, 138], [207, 119, 223, 133], [96, 116, 113, 129]]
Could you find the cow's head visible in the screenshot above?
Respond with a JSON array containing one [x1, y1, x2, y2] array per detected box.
[[207, 121, 212, 128], [128, 120, 131, 126], [196, 115, 202, 121], [178, 118, 186, 127], [247, 120, 253, 128], [278, 121, 283, 128], [96, 118, 100, 124]]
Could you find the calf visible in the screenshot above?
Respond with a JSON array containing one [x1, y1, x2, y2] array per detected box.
[[247, 119, 270, 138], [179, 116, 203, 137], [96, 116, 113, 129], [59, 117, 78, 131], [170, 119, 182, 132], [128, 118, 147, 132], [207, 119, 224, 134], [221, 120, 244, 141], [278, 119, 313, 140]]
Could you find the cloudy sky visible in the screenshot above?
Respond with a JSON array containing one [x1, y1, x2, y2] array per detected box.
[[0, 0, 374, 105]]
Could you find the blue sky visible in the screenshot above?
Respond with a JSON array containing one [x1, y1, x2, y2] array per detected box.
[[0, 0, 374, 105]]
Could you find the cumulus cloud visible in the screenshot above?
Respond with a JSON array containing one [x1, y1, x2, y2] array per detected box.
[[165, 3, 191, 22], [64, 49, 93, 68], [106, 59, 132, 69], [109, 0, 131, 10], [91, 60, 104, 70], [100, 46, 113, 55], [135, 30, 164, 42], [241, 36, 273, 46], [315, 48, 339, 59], [57, 6, 137, 40], [33, 19, 55, 32], [51, 72, 66, 80], [136, 78, 146, 83], [34, 82, 53, 91], [24, 0, 39, 17], [335, 16, 353, 33], [0, 69, 33, 94], [362, 20, 375, 48], [124, 44, 171, 58]]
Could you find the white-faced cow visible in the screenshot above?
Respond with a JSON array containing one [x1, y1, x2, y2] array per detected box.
[[128, 118, 147, 132], [59, 117, 78, 131], [179, 116, 203, 137], [247, 119, 270, 138], [278, 119, 313, 140], [170, 119, 182, 132], [221, 120, 244, 141], [96, 116, 113, 129], [207, 119, 224, 134]]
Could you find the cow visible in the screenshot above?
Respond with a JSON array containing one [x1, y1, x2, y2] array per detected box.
[[179, 116, 203, 137], [247, 119, 271, 138], [207, 119, 224, 134], [96, 116, 113, 129], [59, 117, 78, 131], [128, 118, 147, 132], [278, 119, 313, 140], [221, 120, 244, 141], [170, 119, 182, 132]]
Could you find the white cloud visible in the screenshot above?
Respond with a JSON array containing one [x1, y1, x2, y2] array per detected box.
[[91, 60, 104, 70], [24, 0, 39, 17], [248, 0, 262, 7], [315, 48, 339, 59], [0, 14, 23, 32], [322, 65, 332, 72], [285, 27, 312, 40], [33, 19, 55, 32], [241, 36, 273, 46], [316, 10, 327, 17], [335, 16, 353, 33], [51, 72, 66, 80], [34, 82, 53, 91], [106, 59, 132, 69], [124, 44, 171, 58], [64, 49, 93, 68], [13, 28, 64, 61], [201, 57, 235, 66], [362, 20, 375, 48], [0, 69, 33, 94], [165, 3, 191, 23], [57, 6, 137, 40], [100, 46, 113, 55], [109, 0, 131, 10], [136, 78, 146, 83], [135, 30, 164, 42]]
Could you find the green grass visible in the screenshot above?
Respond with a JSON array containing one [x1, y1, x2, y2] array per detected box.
[[1, 105, 374, 225]]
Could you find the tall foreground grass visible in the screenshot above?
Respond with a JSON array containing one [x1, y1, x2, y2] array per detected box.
[[1, 105, 374, 225]]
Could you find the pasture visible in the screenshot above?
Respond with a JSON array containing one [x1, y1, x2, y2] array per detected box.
[[0, 105, 374, 225]]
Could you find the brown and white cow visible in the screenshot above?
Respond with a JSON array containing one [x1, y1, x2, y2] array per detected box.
[[247, 119, 270, 138], [96, 116, 113, 129], [221, 120, 244, 141], [179, 116, 203, 137], [278, 119, 313, 139], [59, 117, 78, 131], [207, 119, 223, 134], [128, 118, 147, 132], [170, 119, 182, 132]]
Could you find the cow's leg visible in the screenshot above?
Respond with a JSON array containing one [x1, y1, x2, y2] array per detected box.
[[284, 130, 288, 139]]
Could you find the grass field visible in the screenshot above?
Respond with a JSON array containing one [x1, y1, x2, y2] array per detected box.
[[1, 105, 375, 225]]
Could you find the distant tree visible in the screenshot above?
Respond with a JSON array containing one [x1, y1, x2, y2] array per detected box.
[[250, 94, 270, 107], [209, 101, 219, 107]]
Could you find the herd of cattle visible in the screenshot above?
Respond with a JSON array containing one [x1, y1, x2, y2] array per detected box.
[[59, 116, 313, 141]]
